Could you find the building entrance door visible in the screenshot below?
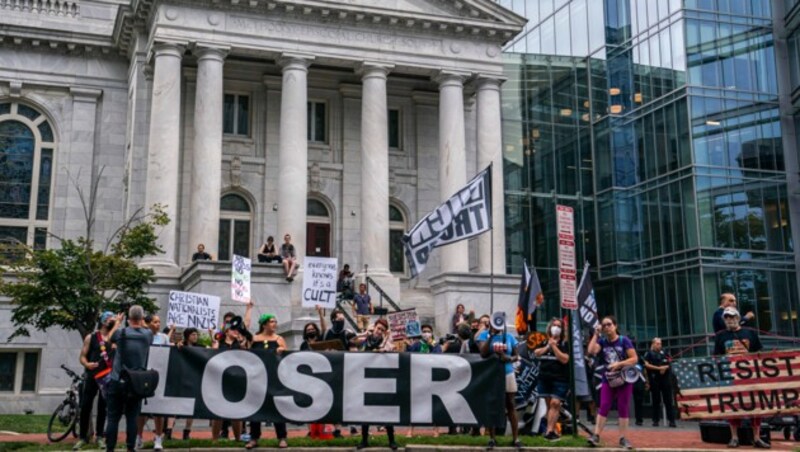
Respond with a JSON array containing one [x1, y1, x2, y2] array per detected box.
[[306, 223, 331, 257]]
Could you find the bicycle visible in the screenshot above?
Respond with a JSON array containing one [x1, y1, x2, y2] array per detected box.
[[47, 364, 83, 442]]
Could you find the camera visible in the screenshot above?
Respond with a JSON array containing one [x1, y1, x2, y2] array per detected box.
[[438, 333, 459, 346]]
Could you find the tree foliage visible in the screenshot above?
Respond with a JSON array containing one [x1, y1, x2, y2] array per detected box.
[[0, 169, 170, 341]]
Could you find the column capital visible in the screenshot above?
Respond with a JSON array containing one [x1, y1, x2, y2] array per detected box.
[[356, 61, 394, 80], [69, 87, 103, 103], [473, 75, 506, 91], [433, 70, 471, 88], [150, 41, 186, 60], [192, 43, 229, 62], [278, 53, 314, 72]]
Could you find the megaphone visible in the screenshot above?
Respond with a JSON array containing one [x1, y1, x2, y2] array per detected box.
[[490, 311, 506, 331], [623, 365, 643, 384]]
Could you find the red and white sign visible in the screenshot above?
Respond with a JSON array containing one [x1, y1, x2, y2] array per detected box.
[[556, 205, 577, 310]]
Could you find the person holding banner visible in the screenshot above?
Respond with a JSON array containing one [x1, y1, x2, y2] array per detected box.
[[478, 313, 521, 450], [300, 306, 327, 351], [586, 315, 638, 450], [210, 320, 245, 443], [246, 313, 289, 449], [713, 307, 769, 449], [280, 233, 298, 281], [357, 318, 398, 450], [534, 318, 570, 441]]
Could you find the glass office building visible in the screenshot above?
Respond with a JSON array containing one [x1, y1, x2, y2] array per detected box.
[[501, 0, 800, 354]]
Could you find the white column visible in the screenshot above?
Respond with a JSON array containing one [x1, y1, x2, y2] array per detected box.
[[188, 45, 227, 260], [476, 77, 507, 274], [143, 42, 184, 270], [436, 71, 470, 273], [358, 62, 393, 275], [277, 54, 313, 262]]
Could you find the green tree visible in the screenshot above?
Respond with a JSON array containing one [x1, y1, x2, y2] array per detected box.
[[0, 170, 170, 341]]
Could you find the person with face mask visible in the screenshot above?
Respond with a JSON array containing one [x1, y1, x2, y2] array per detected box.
[[643, 338, 676, 428], [75, 311, 122, 450], [405, 324, 441, 438], [713, 307, 768, 449], [478, 312, 520, 450], [355, 319, 398, 450], [534, 318, 570, 441], [322, 308, 357, 349]]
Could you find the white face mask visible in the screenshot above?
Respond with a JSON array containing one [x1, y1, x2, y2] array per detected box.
[[550, 326, 562, 337], [422, 332, 432, 341]]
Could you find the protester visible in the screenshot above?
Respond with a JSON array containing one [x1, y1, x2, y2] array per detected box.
[[356, 319, 397, 450], [337, 264, 355, 300], [643, 337, 676, 428], [191, 243, 212, 261], [405, 324, 441, 438], [105, 306, 154, 452], [75, 311, 121, 450], [586, 315, 638, 450], [247, 313, 288, 449], [351, 283, 373, 332], [534, 318, 569, 441], [300, 306, 327, 351], [135, 315, 173, 450], [451, 304, 474, 333], [175, 328, 202, 440], [280, 233, 298, 281], [257, 236, 282, 263], [322, 308, 357, 349], [712, 293, 755, 333], [713, 307, 768, 449], [210, 315, 246, 442], [477, 313, 520, 450]]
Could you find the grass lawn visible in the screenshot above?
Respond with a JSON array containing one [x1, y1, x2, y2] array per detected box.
[[0, 415, 51, 434], [1, 434, 588, 450]]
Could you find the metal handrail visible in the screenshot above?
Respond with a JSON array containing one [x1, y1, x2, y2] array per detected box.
[[365, 276, 402, 312]]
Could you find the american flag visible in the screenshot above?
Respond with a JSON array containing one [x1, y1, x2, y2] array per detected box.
[[673, 350, 800, 420]]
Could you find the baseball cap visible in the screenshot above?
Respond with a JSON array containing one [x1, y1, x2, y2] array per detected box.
[[100, 311, 114, 323], [722, 307, 740, 318]]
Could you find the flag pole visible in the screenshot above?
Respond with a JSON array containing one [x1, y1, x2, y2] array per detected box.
[[568, 309, 578, 437], [489, 161, 495, 314]]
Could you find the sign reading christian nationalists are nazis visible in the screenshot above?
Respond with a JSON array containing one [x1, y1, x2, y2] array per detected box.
[[403, 166, 492, 278], [141, 347, 507, 427], [673, 350, 800, 420]]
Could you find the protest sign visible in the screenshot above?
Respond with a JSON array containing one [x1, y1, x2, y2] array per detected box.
[[142, 347, 507, 427], [302, 257, 338, 308], [405, 320, 421, 338], [167, 291, 221, 330], [231, 255, 251, 302], [673, 350, 800, 420], [387, 309, 418, 342]]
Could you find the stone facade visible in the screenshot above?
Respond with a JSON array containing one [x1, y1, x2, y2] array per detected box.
[[0, 0, 524, 413]]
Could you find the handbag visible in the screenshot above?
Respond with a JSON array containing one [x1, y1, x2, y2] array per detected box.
[[120, 328, 159, 398], [604, 336, 629, 388]]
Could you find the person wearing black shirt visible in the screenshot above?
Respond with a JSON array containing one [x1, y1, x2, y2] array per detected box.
[[257, 236, 282, 263], [643, 338, 676, 428], [713, 307, 768, 449], [322, 309, 356, 349], [191, 243, 212, 261], [299, 306, 326, 351], [534, 318, 570, 441]]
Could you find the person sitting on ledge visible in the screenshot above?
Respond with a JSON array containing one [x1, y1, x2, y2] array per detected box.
[[257, 236, 282, 264], [280, 233, 298, 282], [191, 243, 212, 261]]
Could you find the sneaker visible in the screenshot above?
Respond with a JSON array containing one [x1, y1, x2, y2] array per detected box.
[[728, 438, 739, 448], [135, 436, 143, 450], [753, 438, 771, 449], [513, 439, 523, 450], [487, 438, 497, 450], [544, 431, 561, 441], [97, 437, 106, 450], [587, 434, 600, 447], [389, 441, 399, 451], [620, 437, 633, 450], [153, 435, 163, 451], [182, 429, 191, 441], [72, 439, 86, 450]]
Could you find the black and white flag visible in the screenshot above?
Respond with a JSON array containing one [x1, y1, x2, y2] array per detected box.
[[403, 166, 492, 278]]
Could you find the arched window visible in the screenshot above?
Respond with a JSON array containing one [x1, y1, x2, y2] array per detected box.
[[389, 204, 406, 274], [307, 198, 331, 257], [218, 193, 251, 261], [0, 102, 55, 252]]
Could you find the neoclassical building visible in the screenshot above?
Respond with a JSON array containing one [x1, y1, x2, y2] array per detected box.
[[0, 0, 524, 411]]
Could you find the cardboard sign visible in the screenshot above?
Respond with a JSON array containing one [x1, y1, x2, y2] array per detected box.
[[167, 291, 221, 330], [302, 257, 338, 308], [387, 309, 418, 342], [673, 350, 800, 420], [231, 255, 251, 302]]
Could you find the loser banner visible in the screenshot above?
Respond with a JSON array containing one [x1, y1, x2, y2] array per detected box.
[[167, 291, 221, 330], [673, 350, 800, 420], [403, 166, 491, 278], [141, 347, 506, 426]]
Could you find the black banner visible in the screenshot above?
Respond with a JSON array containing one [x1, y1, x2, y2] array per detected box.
[[141, 346, 506, 426]]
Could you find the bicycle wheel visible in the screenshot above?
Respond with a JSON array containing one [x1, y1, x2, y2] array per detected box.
[[47, 399, 78, 443]]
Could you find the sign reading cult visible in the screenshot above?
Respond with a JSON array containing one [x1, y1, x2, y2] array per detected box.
[[673, 350, 800, 420], [302, 257, 338, 308], [141, 347, 506, 426], [556, 205, 577, 310], [167, 291, 221, 330]]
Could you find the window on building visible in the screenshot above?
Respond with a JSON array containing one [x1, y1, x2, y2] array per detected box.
[[307, 101, 327, 143], [223, 94, 250, 137], [307, 198, 331, 257], [218, 194, 251, 261], [0, 350, 39, 393], [0, 102, 54, 256], [389, 205, 406, 274], [388, 109, 401, 149]]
